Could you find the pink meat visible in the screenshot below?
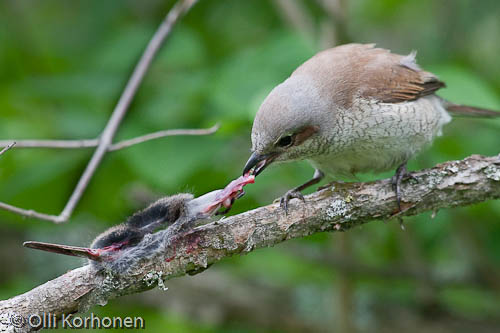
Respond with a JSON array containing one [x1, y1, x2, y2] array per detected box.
[[203, 174, 255, 213]]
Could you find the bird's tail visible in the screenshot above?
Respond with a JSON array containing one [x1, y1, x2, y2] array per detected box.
[[445, 103, 500, 118]]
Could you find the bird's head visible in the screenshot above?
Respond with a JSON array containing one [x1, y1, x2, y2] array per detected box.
[[243, 75, 329, 176]]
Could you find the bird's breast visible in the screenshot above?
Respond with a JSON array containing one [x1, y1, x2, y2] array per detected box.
[[309, 95, 451, 177]]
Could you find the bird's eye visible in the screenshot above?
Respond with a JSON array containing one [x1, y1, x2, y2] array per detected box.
[[276, 135, 293, 148]]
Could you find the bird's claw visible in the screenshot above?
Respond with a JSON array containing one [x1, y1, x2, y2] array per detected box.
[[391, 175, 402, 211], [279, 190, 305, 214], [391, 162, 414, 211]]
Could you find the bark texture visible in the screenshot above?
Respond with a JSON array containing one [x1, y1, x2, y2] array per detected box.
[[1, 154, 499, 332]]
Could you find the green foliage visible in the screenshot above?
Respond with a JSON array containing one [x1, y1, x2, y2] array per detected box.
[[0, 0, 499, 331]]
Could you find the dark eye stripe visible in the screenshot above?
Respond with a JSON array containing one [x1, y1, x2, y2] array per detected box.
[[294, 126, 319, 146]]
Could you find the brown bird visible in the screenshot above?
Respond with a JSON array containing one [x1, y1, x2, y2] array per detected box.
[[242, 43, 499, 211]]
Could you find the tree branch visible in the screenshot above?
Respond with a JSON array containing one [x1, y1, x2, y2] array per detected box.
[[56, 0, 198, 224], [107, 124, 218, 151], [0, 0, 199, 224], [0, 142, 15, 157], [1, 154, 499, 332], [287, 245, 479, 288], [0, 124, 219, 150]]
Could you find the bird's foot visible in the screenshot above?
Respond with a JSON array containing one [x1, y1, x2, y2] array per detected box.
[[391, 162, 415, 211], [276, 189, 305, 214], [274, 169, 323, 214]]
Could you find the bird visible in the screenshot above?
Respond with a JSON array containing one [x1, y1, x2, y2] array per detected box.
[[242, 43, 500, 212], [23, 174, 254, 269]]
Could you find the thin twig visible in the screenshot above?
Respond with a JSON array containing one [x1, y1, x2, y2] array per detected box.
[[0, 0, 199, 223], [0, 202, 61, 222], [0, 139, 96, 149], [108, 123, 219, 151], [58, 0, 198, 223], [0, 142, 15, 157], [0, 124, 219, 150]]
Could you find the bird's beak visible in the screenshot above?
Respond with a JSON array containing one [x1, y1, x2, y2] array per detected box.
[[242, 152, 276, 176]]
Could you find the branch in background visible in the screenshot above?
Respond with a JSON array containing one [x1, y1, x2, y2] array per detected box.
[[0, 124, 219, 150], [286, 244, 480, 288], [335, 233, 355, 333], [315, 0, 351, 45], [0, 142, 15, 157], [453, 216, 500, 291], [108, 124, 218, 151], [273, 0, 316, 42], [0, 0, 200, 224], [1, 154, 499, 331], [396, 223, 438, 309]]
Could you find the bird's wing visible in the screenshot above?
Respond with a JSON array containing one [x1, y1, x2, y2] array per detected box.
[[357, 45, 445, 103], [23, 241, 102, 261], [292, 44, 445, 108]]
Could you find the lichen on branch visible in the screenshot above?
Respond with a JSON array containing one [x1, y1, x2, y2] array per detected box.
[[1, 154, 499, 332]]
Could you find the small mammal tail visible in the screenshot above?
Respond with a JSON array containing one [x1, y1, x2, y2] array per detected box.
[[446, 103, 500, 118], [23, 241, 102, 261]]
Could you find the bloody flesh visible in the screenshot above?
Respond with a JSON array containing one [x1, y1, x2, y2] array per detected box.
[[203, 173, 255, 213]]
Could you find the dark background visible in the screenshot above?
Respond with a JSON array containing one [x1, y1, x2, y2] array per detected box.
[[0, 0, 499, 332]]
